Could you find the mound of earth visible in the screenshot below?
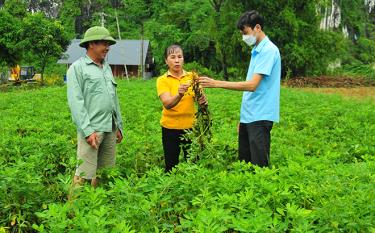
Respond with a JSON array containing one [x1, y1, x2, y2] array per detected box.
[[284, 76, 375, 88]]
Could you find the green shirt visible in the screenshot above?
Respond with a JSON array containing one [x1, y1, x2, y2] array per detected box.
[[67, 55, 123, 137]]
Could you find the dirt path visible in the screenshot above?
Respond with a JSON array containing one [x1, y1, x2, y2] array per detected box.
[[293, 87, 375, 101], [283, 76, 375, 101], [284, 76, 375, 88]]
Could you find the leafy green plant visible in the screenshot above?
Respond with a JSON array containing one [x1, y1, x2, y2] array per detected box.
[[0, 80, 374, 232]]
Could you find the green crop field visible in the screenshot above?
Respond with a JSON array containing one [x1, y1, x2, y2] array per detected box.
[[1, 80, 374, 232]]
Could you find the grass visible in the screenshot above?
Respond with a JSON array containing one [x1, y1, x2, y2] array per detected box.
[[0, 79, 374, 232]]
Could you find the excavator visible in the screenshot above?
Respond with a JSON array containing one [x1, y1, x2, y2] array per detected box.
[[9, 65, 41, 84]]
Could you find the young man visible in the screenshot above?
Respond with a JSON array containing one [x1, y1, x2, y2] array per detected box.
[[199, 10, 281, 167], [67, 26, 124, 187]]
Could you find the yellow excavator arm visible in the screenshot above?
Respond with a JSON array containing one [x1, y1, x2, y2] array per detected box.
[[10, 65, 20, 81]]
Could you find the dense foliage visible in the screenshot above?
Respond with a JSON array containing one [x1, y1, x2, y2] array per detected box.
[[0, 80, 374, 232], [1, 0, 374, 78], [0, 1, 70, 83], [0, 6, 23, 67]]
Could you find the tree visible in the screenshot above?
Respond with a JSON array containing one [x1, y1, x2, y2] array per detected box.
[[144, 0, 215, 75], [52, 0, 373, 79], [57, 0, 81, 37], [21, 13, 70, 84], [121, 0, 151, 78], [207, 0, 239, 80], [0, 8, 23, 67], [3, 0, 28, 19], [226, 0, 346, 77]]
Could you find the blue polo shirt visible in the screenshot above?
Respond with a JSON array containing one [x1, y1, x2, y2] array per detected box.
[[240, 36, 281, 123]]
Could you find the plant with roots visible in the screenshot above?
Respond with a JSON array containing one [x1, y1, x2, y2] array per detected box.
[[184, 71, 212, 159]]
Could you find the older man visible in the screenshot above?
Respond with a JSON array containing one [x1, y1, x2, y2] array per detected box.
[[67, 26, 123, 187]]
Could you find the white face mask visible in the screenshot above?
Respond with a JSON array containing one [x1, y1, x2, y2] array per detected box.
[[242, 34, 257, 47]]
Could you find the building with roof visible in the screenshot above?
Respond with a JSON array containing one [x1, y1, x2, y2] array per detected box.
[[58, 39, 154, 78]]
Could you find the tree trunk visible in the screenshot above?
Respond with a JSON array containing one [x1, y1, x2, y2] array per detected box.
[[41, 61, 46, 86], [210, 1, 228, 79], [140, 23, 144, 79], [222, 49, 228, 81]]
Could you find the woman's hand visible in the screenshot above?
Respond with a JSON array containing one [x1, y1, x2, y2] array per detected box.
[[160, 82, 191, 109], [178, 83, 191, 97], [198, 94, 208, 106]]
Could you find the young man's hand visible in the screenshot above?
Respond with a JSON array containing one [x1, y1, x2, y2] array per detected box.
[[86, 132, 99, 150], [198, 76, 218, 88]]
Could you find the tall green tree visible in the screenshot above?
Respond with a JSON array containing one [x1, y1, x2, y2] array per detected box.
[[228, 0, 346, 77], [144, 0, 215, 74], [21, 13, 70, 84], [58, 0, 81, 37], [0, 8, 23, 67], [3, 0, 28, 18], [207, 0, 238, 80], [52, 0, 374, 78]]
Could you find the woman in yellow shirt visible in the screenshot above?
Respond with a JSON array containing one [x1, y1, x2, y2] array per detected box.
[[156, 45, 207, 172]]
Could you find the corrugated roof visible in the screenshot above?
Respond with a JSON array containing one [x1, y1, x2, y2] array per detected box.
[[58, 39, 150, 65]]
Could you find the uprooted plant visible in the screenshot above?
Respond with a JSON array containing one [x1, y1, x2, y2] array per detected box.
[[184, 72, 212, 158]]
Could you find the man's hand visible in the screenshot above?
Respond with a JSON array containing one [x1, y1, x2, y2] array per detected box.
[[178, 83, 191, 97], [116, 130, 123, 143], [86, 132, 99, 150], [198, 76, 218, 88], [199, 75, 263, 92]]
